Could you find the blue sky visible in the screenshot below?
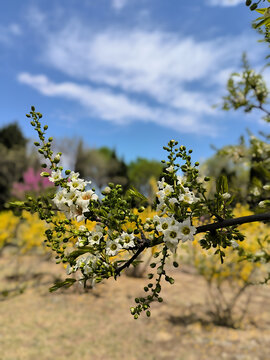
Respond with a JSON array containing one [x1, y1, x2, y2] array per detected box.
[[0, 0, 269, 165]]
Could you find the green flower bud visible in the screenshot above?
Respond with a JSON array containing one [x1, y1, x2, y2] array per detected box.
[[245, 0, 252, 6], [44, 125, 48, 130], [250, 3, 257, 10], [146, 310, 151, 317], [130, 307, 136, 315], [31, 106, 35, 111]]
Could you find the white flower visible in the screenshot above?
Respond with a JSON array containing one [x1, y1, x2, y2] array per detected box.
[[157, 177, 166, 190], [177, 175, 186, 186], [53, 189, 69, 211], [120, 232, 136, 249], [166, 165, 174, 173], [222, 192, 231, 200], [106, 239, 122, 256], [163, 184, 174, 196], [259, 201, 266, 208], [263, 184, 270, 191], [179, 191, 195, 204], [88, 232, 103, 246], [169, 198, 178, 206], [68, 171, 80, 181], [103, 186, 111, 194], [75, 237, 86, 248], [49, 169, 62, 183], [163, 226, 180, 253], [231, 240, 239, 249], [155, 216, 174, 233], [76, 190, 98, 211], [68, 178, 85, 192], [178, 219, 196, 242]]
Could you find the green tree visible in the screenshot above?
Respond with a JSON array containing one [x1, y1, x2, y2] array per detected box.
[[0, 123, 28, 209], [74, 140, 129, 190], [128, 158, 164, 199]]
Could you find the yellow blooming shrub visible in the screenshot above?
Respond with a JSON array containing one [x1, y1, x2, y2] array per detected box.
[[0, 211, 20, 250], [0, 210, 50, 254], [182, 204, 269, 285]]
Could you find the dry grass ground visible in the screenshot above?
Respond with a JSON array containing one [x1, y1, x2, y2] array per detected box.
[[0, 253, 270, 360]]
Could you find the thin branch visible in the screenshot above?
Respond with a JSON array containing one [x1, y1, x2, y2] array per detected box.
[[196, 212, 270, 234], [115, 212, 270, 275]]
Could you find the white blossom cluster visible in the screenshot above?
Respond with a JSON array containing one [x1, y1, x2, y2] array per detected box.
[[48, 170, 98, 222], [156, 173, 199, 215], [66, 253, 106, 286], [75, 225, 136, 256], [153, 173, 198, 252]]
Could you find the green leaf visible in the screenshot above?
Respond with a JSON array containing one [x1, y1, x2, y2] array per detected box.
[[9, 201, 26, 208], [254, 17, 270, 28], [49, 278, 76, 292], [255, 8, 268, 15], [216, 175, 228, 194], [67, 248, 93, 263], [127, 186, 148, 202]]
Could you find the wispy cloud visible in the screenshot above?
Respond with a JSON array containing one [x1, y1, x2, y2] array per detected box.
[[112, 0, 128, 10], [0, 23, 22, 45], [19, 8, 263, 135], [207, 0, 243, 6], [18, 72, 216, 135]]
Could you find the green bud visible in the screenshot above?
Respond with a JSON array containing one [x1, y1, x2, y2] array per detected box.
[[130, 307, 136, 315], [44, 125, 48, 130], [173, 261, 179, 268], [146, 310, 151, 317], [245, 0, 252, 5], [150, 263, 156, 268], [138, 206, 145, 213], [40, 172, 50, 177], [134, 314, 139, 320], [135, 298, 140, 303], [30, 121, 35, 126], [148, 273, 154, 279], [158, 297, 163, 302], [204, 176, 210, 181], [34, 142, 40, 146], [31, 106, 35, 111], [250, 3, 257, 10], [38, 149, 44, 154], [195, 162, 199, 166], [144, 287, 149, 292], [26, 114, 31, 118], [48, 137, 53, 142]]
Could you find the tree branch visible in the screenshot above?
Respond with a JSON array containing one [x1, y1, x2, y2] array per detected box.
[[115, 212, 270, 275]]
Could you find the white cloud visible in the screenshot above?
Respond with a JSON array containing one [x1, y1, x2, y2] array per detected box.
[[0, 23, 22, 44], [18, 72, 216, 135], [20, 11, 264, 135], [207, 0, 243, 6], [112, 0, 128, 10]]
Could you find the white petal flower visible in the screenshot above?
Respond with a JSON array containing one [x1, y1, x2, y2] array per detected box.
[[120, 232, 136, 249], [88, 232, 103, 246], [166, 165, 174, 173], [222, 192, 231, 200], [178, 219, 196, 242], [106, 239, 122, 256], [49, 169, 62, 183], [157, 177, 166, 190], [163, 226, 180, 253], [156, 216, 174, 233]]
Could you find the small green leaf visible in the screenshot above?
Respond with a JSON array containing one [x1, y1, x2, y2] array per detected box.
[[49, 278, 76, 292]]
